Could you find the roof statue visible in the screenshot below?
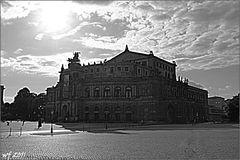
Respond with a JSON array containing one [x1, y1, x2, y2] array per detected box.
[[125, 45, 129, 51], [68, 51, 80, 63]]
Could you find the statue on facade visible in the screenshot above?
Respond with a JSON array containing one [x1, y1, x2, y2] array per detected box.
[[68, 51, 80, 63]]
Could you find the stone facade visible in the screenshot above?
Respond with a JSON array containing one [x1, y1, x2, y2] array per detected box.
[[208, 96, 228, 122], [45, 46, 208, 123]]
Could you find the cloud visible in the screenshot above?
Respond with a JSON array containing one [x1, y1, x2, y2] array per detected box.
[[1, 52, 109, 77], [175, 53, 239, 71], [150, 14, 171, 22], [52, 22, 99, 40], [35, 33, 44, 40], [1, 1, 39, 20], [188, 81, 205, 89], [3, 96, 14, 103], [1, 50, 7, 56], [1, 53, 71, 76], [1, 1, 239, 72], [14, 48, 24, 54], [74, 1, 113, 6], [218, 85, 231, 91]]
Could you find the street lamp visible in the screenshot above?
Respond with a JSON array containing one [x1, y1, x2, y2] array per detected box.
[[105, 111, 109, 130], [50, 111, 54, 135]]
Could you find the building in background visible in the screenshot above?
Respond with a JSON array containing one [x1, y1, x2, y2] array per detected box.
[[208, 96, 228, 122], [1, 85, 6, 120], [1, 85, 5, 109], [45, 46, 208, 123], [1, 85, 4, 105]]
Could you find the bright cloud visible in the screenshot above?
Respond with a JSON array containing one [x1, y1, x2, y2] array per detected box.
[[1, 53, 71, 76], [1, 1, 240, 101], [1, 1, 239, 71], [1, 52, 108, 77], [14, 48, 24, 54], [1, 50, 7, 56]]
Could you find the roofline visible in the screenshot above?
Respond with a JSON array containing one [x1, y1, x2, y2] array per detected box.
[[208, 96, 224, 99], [107, 49, 176, 66]]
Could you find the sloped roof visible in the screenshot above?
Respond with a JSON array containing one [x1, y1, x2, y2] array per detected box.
[[106, 45, 149, 63], [107, 45, 176, 66]]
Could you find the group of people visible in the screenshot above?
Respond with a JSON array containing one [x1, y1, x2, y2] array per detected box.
[[5, 118, 42, 129]]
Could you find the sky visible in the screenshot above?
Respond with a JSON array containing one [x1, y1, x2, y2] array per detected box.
[[1, 1, 239, 103]]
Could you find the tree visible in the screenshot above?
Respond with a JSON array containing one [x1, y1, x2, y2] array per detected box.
[[227, 94, 239, 122], [31, 93, 47, 120], [13, 87, 36, 120], [4, 87, 47, 121]]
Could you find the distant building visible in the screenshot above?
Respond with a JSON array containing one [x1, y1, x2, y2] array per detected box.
[[1, 85, 4, 106], [208, 96, 228, 122], [1, 85, 5, 117], [45, 46, 208, 123]]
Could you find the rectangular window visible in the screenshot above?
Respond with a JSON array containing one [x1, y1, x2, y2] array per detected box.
[[73, 72, 78, 79], [138, 68, 141, 74], [96, 68, 99, 72], [110, 67, 114, 73], [125, 67, 129, 71], [117, 67, 121, 71], [91, 69, 93, 72], [142, 61, 147, 66]]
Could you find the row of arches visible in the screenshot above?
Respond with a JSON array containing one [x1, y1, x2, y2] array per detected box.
[[85, 86, 132, 98]]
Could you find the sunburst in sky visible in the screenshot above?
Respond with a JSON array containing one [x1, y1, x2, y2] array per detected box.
[[37, 2, 72, 34], [1, 1, 239, 102]]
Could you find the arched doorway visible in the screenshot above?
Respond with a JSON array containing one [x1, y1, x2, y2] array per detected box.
[[63, 105, 68, 121], [167, 104, 175, 123]]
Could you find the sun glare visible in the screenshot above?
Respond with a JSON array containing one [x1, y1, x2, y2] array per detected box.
[[38, 2, 71, 33]]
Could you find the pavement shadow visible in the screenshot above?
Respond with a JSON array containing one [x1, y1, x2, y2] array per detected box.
[[56, 122, 239, 134], [57, 122, 139, 134], [30, 131, 79, 136], [87, 130, 131, 134]]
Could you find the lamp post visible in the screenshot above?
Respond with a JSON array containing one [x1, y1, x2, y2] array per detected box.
[[50, 111, 54, 135], [105, 111, 109, 130], [33, 112, 36, 121]]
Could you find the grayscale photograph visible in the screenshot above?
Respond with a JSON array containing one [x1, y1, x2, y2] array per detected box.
[[0, 1, 239, 160]]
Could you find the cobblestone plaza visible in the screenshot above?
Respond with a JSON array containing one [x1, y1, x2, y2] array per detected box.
[[0, 122, 239, 160]]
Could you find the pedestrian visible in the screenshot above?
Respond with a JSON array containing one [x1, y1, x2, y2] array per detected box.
[[38, 119, 42, 129], [192, 118, 195, 126]]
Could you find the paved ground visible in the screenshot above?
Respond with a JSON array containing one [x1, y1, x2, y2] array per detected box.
[[0, 121, 239, 160]]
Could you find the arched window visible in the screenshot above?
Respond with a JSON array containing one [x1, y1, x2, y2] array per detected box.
[[125, 87, 132, 98], [85, 88, 90, 97], [127, 106, 131, 111], [116, 106, 121, 111], [95, 106, 99, 112], [143, 87, 149, 96], [114, 87, 121, 97], [105, 107, 109, 111], [94, 87, 100, 97], [104, 87, 110, 97], [85, 106, 89, 111]]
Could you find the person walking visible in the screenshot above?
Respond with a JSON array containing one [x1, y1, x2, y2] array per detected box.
[[192, 117, 195, 126], [38, 118, 42, 129]]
